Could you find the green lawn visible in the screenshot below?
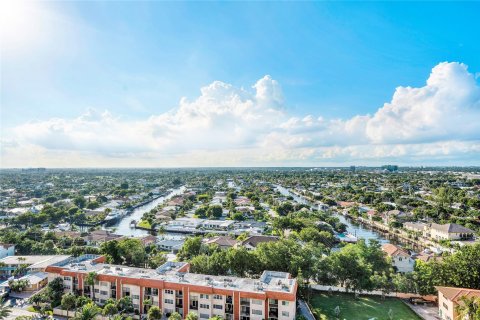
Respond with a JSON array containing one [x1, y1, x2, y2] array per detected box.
[[309, 293, 421, 320], [137, 219, 152, 229]]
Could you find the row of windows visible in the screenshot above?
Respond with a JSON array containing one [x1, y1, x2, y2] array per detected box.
[[165, 299, 174, 304], [165, 289, 174, 295], [200, 304, 209, 309]]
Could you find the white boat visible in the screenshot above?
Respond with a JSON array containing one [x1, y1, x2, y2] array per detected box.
[[104, 210, 125, 225], [336, 232, 358, 243]]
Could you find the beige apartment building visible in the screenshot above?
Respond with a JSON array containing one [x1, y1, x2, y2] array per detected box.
[[436, 286, 480, 320]]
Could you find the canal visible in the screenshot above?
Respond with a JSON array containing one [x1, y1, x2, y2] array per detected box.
[[105, 186, 186, 237], [275, 185, 390, 244]]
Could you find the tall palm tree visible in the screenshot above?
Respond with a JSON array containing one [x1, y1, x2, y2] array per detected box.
[[85, 272, 98, 301], [0, 298, 12, 320], [456, 296, 480, 320]]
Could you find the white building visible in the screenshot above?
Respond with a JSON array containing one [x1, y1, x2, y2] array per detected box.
[[381, 243, 415, 273]]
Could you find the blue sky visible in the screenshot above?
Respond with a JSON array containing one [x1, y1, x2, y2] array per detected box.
[[1, 1, 480, 167]]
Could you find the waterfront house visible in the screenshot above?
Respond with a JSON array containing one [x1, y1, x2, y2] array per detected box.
[[430, 223, 475, 241], [157, 239, 185, 253], [204, 236, 238, 250], [382, 210, 410, 225], [436, 286, 480, 320], [239, 235, 279, 251], [381, 243, 414, 273], [201, 219, 235, 231], [404, 222, 430, 238], [82, 230, 124, 246]]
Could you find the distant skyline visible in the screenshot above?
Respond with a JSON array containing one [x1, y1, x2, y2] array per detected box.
[[1, 1, 480, 167]]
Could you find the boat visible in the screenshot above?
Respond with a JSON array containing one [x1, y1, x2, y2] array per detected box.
[[336, 232, 358, 243], [103, 210, 126, 226], [130, 220, 137, 228]]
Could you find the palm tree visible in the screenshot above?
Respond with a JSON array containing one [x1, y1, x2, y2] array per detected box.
[[0, 298, 12, 320], [61, 293, 78, 319], [73, 302, 100, 320], [85, 272, 97, 301], [102, 302, 118, 320], [456, 296, 480, 320]]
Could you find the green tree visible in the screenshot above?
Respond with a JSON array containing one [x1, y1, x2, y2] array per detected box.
[[185, 312, 199, 320], [117, 238, 146, 267], [0, 298, 12, 320], [455, 296, 480, 320], [61, 293, 77, 319], [147, 306, 162, 320], [102, 303, 118, 320], [73, 302, 100, 320], [73, 196, 87, 209], [168, 312, 182, 320], [177, 236, 202, 261]]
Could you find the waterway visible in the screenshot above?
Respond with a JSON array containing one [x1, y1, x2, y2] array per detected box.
[[105, 186, 186, 237], [274, 185, 390, 244]]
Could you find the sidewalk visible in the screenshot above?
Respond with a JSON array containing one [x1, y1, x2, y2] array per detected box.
[[298, 300, 315, 320]]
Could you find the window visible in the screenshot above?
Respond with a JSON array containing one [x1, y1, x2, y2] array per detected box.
[[165, 289, 174, 295], [213, 294, 223, 300], [281, 301, 289, 306], [94, 289, 99, 293], [165, 299, 174, 304], [252, 309, 262, 315], [213, 305, 223, 310], [252, 300, 262, 305], [200, 294, 209, 299], [200, 314, 209, 319], [152, 288, 159, 295], [200, 304, 210, 309], [443, 302, 449, 310], [282, 311, 289, 317], [132, 295, 140, 300], [100, 291, 108, 295], [63, 276, 71, 281]]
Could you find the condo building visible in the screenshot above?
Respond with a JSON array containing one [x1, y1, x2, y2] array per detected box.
[[45, 255, 297, 320]]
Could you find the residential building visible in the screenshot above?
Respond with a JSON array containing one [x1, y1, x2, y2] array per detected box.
[[201, 220, 235, 231], [0, 255, 71, 277], [239, 236, 278, 251], [436, 286, 480, 320], [403, 222, 430, 237], [204, 236, 238, 250], [45, 255, 297, 320], [430, 223, 475, 241], [82, 230, 124, 246], [381, 244, 414, 273], [0, 243, 15, 259]]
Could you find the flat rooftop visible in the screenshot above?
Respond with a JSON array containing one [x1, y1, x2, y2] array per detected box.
[[54, 256, 295, 295], [0, 255, 71, 268]]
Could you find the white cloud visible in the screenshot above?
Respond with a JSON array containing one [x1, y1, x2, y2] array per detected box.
[[2, 62, 480, 167]]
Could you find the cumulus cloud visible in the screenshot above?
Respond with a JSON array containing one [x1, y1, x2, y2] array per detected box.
[[2, 62, 480, 167]]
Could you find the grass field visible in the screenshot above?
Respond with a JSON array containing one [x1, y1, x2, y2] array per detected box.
[[309, 293, 422, 320]]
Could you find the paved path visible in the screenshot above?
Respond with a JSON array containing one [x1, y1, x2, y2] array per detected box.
[[406, 303, 441, 320], [298, 300, 315, 320], [5, 307, 37, 320]]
